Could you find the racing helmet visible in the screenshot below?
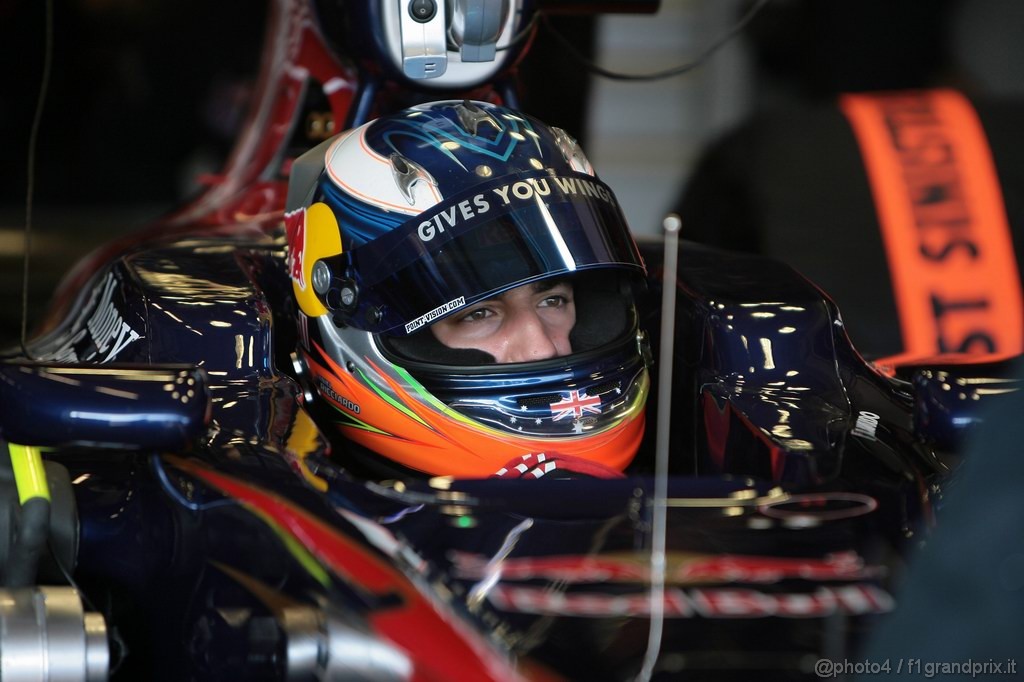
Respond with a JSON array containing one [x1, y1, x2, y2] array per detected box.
[[285, 100, 650, 478]]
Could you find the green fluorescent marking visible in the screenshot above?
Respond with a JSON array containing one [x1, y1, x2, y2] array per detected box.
[[393, 365, 435, 403], [392, 365, 479, 428], [355, 367, 429, 427], [249, 506, 331, 588], [9, 443, 51, 504]]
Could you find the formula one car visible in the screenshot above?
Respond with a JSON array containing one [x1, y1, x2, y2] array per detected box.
[[0, 2, 1016, 680]]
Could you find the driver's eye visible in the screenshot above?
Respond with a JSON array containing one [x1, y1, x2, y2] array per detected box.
[[460, 308, 492, 323]]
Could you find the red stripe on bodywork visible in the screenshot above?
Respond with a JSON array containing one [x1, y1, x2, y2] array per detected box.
[[702, 392, 786, 479], [169, 458, 532, 682]]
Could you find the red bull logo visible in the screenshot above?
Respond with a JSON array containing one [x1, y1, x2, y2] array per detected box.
[[285, 207, 307, 288]]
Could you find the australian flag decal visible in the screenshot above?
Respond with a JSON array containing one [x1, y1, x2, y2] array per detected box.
[[549, 390, 602, 421]]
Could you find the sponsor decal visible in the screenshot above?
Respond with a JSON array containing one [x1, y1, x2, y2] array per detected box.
[[416, 175, 619, 243], [450, 550, 879, 585], [46, 272, 143, 363], [289, 202, 342, 318], [404, 296, 466, 334], [285, 207, 307, 289], [85, 275, 142, 362], [851, 410, 880, 441], [549, 389, 602, 422], [418, 193, 491, 241], [487, 583, 893, 619], [316, 376, 360, 414]]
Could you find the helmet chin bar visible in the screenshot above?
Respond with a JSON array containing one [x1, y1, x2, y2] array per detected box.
[[305, 292, 649, 477]]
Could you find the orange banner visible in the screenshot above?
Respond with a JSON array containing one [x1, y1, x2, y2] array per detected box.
[[839, 90, 1023, 359]]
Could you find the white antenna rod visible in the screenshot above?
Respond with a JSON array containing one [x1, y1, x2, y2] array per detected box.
[[637, 213, 681, 681]]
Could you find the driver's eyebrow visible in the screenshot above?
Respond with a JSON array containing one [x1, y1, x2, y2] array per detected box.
[[531, 278, 569, 293], [473, 279, 570, 305]]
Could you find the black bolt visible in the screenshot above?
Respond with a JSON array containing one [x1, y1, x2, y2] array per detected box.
[[409, 0, 436, 23]]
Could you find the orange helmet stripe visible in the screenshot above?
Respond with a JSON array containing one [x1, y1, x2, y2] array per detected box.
[[306, 343, 646, 477]]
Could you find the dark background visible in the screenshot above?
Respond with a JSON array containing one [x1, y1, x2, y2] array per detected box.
[[1, 0, 1018, 347]]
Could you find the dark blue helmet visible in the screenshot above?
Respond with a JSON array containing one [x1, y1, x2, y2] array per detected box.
[[286, 101, 650, 477]]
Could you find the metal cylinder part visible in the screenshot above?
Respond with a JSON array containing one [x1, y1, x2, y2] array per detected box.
[[0, 587, 109, 682]]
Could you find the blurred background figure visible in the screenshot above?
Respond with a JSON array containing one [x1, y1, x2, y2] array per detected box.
[[855, 358, 1024, 679]]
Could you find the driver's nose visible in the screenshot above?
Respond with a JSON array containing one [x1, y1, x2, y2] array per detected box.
[[503, 310, 560, 363]]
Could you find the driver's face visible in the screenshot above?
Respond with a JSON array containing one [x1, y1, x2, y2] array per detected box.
[[430, 280, 575, 363]]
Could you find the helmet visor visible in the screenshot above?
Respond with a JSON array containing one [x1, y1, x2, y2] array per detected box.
[[345, 172, 645, 335]]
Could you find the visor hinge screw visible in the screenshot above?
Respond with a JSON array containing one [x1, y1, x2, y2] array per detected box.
[[327, 279, 358, 313]]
